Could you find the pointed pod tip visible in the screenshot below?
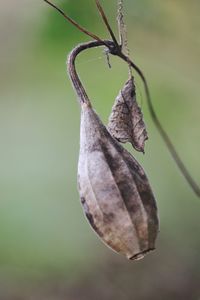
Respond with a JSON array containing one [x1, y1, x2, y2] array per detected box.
[[128, 247, 155, 261]]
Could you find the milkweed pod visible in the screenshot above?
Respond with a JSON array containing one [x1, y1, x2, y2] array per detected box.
[[78, 103, 159, 260], [108, 76, 148, 153]]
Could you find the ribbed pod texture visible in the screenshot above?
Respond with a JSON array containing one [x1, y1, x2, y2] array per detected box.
[[78, 103, 159, 260]]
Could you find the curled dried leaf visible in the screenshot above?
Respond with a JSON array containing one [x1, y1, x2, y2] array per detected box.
[[108, 77, 148, 153], [78, 103, 159, 260]]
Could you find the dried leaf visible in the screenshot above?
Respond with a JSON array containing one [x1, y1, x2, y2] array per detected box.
[[78, 103, 159, 260], [108, 77, 148, 153]]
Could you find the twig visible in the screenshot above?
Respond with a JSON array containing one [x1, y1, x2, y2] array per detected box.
[[43, 0, 109, 47]]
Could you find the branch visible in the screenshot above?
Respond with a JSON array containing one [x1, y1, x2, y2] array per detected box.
[[43, 0, 109, 47]]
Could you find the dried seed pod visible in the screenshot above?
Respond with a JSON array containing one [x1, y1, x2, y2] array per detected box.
[[108, 77, 148, 153], [78, 102, 159, 260], [68, 41, 159, 260]]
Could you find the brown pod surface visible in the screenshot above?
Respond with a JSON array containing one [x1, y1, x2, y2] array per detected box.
[[78, 102, 159, 260], [108, 77, 148, 153]]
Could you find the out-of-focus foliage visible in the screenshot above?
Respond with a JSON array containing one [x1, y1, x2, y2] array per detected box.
[[0, 0, 200, 299]]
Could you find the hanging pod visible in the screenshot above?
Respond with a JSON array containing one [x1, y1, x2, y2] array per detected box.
[[68, 41, 159, 260], [79, 102, 158, 260]]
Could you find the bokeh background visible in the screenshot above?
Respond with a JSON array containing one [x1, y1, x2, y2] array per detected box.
[[0, 0, 200, 299]]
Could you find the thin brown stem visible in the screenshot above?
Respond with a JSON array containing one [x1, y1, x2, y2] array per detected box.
[[43, 0, 110, 47], [117, 0, 124, 46], [118, 53, 200, 197], [95, 0, 120, 48]]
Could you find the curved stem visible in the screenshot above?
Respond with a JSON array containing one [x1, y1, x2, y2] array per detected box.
[[118, 53, 200, 197], [67, 40, 112, 106], [67, 39, 200, 197]]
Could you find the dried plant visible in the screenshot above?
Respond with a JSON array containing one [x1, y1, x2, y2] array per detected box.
[[43, 0, 200, 260], [68, 40, 158, 260]]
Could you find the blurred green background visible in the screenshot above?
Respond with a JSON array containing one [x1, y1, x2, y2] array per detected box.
[[0, 0, 200, 299]]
